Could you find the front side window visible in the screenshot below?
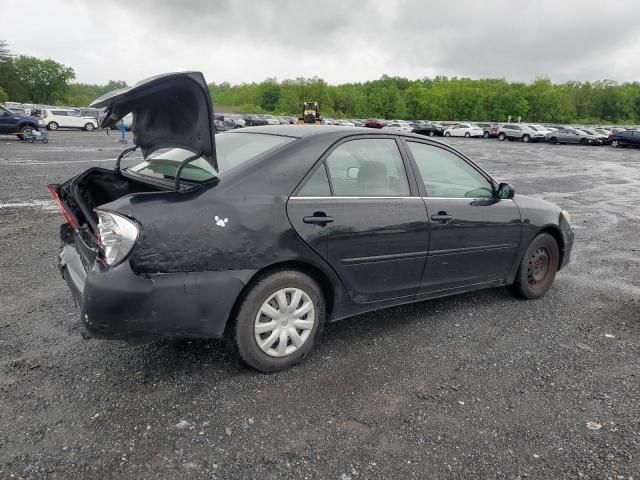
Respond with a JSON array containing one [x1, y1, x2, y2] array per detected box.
[[325, 139, 410, 196], [407, 142, 494, 199]]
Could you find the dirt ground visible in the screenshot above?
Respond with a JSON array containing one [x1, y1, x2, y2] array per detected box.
[[0, 130, 638, 479]]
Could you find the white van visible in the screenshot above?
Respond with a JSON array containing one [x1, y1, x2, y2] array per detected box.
[[41, 108, 98, 131]]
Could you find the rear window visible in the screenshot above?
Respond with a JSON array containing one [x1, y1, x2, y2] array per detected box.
[[127, 132, 295, 183]]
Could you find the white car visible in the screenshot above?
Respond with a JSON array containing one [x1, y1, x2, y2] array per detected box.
[[42, 108, 98, 131], [335, 120, 355, 126], [443, 123, 484, 138], [528, 124, 553, 136]]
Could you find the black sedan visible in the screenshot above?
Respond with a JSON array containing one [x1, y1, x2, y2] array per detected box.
[[49, 72, 574, 372], [413, 121, 446, 137]]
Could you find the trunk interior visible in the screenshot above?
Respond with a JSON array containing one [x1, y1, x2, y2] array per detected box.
[[58, 167, 162, 233]]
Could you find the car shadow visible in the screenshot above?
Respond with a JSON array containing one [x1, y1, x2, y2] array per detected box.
[[129, 287, 514, 378]]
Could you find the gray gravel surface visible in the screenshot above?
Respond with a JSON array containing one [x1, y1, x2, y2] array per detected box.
[[0, 130, 638, 479]]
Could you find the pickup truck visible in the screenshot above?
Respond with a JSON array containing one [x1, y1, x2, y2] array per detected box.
[[0, 105, 43, 139]]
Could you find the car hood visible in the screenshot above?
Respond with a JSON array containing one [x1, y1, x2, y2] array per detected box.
[[90, 71, 216, 169]]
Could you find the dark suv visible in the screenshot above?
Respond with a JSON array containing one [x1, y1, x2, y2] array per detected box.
[[609, 129, 640, 148], [0, 105, 43, 139]]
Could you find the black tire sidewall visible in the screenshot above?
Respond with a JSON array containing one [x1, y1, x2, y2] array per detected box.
[[233, 270, 325, 372], [512, 233, 559, 299]]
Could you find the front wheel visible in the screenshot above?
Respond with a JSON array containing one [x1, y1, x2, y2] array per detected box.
[[611, 139, 619, 148], [464, 132, 470, 138], [522, 134, 530, 143], [47, 122, 58, 131], [233, 270, 325, 372], [498, 133, 506, 141], [579, 138, 588, 145], [18, 126, 34, 140], [548, 137, 557, 144], [444, 131, 451, 137], [429, 130, 435, 137], [509, 233, 559, 299], [483, 131, 490, 138], [84, 123, 95, 131]]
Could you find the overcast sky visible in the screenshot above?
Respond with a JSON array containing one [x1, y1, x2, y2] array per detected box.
[[3, 0, 640, 86]]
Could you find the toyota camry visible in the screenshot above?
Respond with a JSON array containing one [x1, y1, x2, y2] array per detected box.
[[49, 72, 574, 372]]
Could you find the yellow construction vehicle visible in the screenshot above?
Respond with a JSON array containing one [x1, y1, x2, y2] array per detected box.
[[298, 101, 321, 125]]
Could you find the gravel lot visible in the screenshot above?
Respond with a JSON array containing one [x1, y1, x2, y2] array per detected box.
[[0, 130, 638, 479]]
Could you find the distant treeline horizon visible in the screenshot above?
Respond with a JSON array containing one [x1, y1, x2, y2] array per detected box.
[[2, 41, 639, 124]]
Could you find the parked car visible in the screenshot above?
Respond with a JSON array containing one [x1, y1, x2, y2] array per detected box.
[[443, 123, 484, 138], [335, 119, 355, 127], [383, 122, 413, 132], [321, 118, 334, 125], [350, 119, 365, 127], [48, 72, 573, 372], [260, 114, 280, 126], [213, 114, 236, 132], [413, 122, 446, 137], [579, 127, 608, 145], [41, 108, 99, 131], [0, 104, 44, 139], [609, 129, 640, 148], [546, 128, 599, 145], [75, 108, 103, 122], [527, 124, 553, 137], [228, 114, 245, 128], [476, 123, 499, 138], [364, 119, 386, 129], [497, 124, 545, 142], [243, 114, 268, 127]]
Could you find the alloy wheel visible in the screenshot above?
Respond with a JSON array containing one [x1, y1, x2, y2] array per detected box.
[[254, 287, 315, 357]]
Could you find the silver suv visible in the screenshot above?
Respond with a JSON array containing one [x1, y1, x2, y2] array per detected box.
[[497, 124, 546, 142]]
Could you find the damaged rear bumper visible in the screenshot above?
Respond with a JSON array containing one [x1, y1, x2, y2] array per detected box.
[[59, 239, 255, 342]]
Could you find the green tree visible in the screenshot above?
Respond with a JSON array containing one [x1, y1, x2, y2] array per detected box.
[[0, 85, 7, 103], [13, 56, 75, 104]]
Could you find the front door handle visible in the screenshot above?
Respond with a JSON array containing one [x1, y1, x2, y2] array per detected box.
[[430, 213, 453, 223], [303, 214, 334, 226]]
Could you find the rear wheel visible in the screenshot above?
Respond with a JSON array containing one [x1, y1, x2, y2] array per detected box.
[[429, 130, 435, 137], [47, 122, 58, 131], [18, 126, 34, 140], [84, 123, 95, 131], [464, 132, 470, 138], [444, 131, 451, 137], [611, 139, 619, 148], [498, 132, 506, 141], [522, 134, 530, 143], [483, 131, 490, 138], [579, 138, 588, 145], [548, 137, 557, 144], [233, 270, 325, 372], [509, 233, 559, 299]]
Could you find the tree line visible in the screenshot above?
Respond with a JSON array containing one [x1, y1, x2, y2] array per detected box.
[[2, 40, 640, 124]]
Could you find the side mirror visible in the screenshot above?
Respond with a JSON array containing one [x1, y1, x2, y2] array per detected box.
[[347, 166, 359, 179], [497, 182, 515, 199]]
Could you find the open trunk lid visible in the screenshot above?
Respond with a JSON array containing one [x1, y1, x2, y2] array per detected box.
[[91, 71, 217, 170]]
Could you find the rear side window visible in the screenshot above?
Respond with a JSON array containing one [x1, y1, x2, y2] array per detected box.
[[298, 165, 331, 196], [325, 139, 410, 197]]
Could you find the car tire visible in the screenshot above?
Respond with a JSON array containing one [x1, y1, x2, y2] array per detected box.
[[548, 137, 557, 144], [611, 139, 619, 148], [522, 134, 530, 143], [509, 233, 559, 300], [84, 123, 95, 131], [483, 131, 490, 138], [233, 270, 325, 372], [444, 132, 451, 137], [498, 133, 506, 141], [18, 126, 34, 140], [47, 122, 58, 131], [579, 138, 588, 145], [464, 132, 470, 138], [429, 131, 435, 137]]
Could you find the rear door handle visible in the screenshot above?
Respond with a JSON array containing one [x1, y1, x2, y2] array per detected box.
[[430, 214, 453, 223], [303, 215, 334, 226]]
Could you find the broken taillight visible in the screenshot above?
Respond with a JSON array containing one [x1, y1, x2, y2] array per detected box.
[[47, 184, 78, 230]]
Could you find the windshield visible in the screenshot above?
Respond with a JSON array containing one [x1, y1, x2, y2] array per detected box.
[[127, 132, 295, 184]]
